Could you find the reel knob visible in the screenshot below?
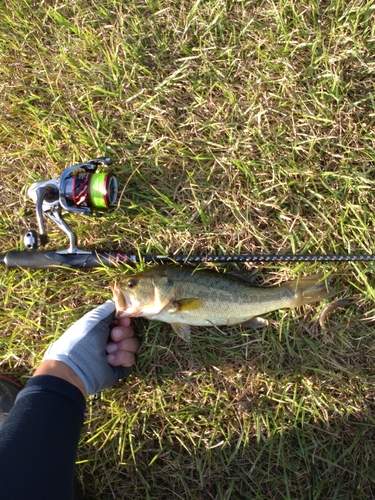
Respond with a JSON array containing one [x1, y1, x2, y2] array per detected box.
[[23, 230, 48, 250]]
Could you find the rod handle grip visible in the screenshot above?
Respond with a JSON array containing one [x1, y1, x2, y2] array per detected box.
[[2, 251, 136, 269]]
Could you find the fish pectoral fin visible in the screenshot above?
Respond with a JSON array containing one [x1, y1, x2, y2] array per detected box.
[[171, 323, 191, 342], [172, 298, 203, 312], [240, 317, 269, 329]]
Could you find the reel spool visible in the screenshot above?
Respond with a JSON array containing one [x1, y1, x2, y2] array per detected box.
[[24, 157, 118, 254]]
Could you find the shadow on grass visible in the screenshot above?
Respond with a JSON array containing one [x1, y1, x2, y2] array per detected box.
[[78, 418, 375, 499], [76, 317, 375, 499]]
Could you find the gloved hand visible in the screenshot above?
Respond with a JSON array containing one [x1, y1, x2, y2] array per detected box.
[[43, 301, 138, 396]]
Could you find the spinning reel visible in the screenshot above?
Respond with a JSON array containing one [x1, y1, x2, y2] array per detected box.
[[24, 157, 118, 254]]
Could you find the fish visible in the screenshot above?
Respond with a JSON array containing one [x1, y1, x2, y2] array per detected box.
[[110, 266, 333, 341]]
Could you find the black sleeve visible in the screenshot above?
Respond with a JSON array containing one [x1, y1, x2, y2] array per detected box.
[[0, 375, 86, 500]]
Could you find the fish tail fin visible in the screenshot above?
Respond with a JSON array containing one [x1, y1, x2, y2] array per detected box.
[[282, 274, 334, 307]]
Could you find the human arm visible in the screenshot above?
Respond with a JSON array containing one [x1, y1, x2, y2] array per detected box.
[[0, 302, 139, 500]]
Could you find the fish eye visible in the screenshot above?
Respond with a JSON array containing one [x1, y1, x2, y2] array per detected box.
[[127, 278, 137, 288]]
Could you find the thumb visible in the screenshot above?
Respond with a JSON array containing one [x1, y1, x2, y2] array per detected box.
[[79, 301, 115, 328]]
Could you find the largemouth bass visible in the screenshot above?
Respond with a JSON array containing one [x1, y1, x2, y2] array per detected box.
[[111, 266, 333, 341]]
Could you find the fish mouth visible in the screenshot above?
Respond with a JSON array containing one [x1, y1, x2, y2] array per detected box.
[[110, 283, 130, 314]]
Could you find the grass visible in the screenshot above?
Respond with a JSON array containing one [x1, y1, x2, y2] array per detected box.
[[1, 0, 375, 498]]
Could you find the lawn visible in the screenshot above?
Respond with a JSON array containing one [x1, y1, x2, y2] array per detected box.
[[1, 0, 375, 498]]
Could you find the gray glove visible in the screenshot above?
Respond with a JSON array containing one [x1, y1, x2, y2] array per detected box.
[[43, 301, 132, 396]]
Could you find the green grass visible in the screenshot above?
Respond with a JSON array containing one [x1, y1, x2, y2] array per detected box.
[[1, 0, 375, 498]]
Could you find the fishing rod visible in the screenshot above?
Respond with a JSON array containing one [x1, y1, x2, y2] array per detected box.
[[1, 157, 375, 270], [2, 250, 375, 269]]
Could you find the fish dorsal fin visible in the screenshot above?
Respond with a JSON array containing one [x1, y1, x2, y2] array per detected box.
[[171, 323, 191, 342], [226, 269, 258, 284]]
